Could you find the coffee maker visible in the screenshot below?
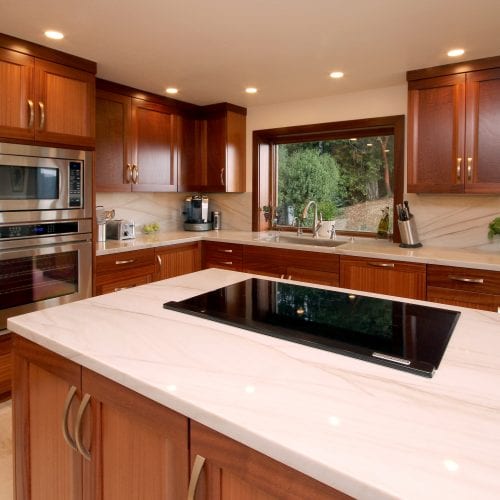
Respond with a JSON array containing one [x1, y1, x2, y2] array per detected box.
[[183, 194, 212, 231]]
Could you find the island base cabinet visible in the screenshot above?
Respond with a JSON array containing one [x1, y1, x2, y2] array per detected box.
[[189, 421, 351, 500]]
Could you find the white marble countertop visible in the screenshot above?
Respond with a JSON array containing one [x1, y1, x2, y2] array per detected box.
[[8, 269, 500, 499], [96, 229, 500, 271]]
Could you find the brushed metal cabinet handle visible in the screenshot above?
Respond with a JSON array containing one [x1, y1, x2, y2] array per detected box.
[[114, 287, 132, 292], [187, 454, 206, 500], [132, 164, 139, 184], [221, 261, 233, 265], [75, 393, 91, 461], [220, 167, 225, 186], [221, 249, 233, 253], [126, 164, 132, 183], [115, 259, 135, 265], [280, 274, 285, 279], [62, 385, 78, 452], [288, 275, 292, 280], [27, 99, 34, 128], [448, 275, 484, 284], [467, 157, 472, 181], [156, 254, 162, 266], [38, 101, 45, 129], [368, 262, 395, 268], [456, 157, 462, 181]]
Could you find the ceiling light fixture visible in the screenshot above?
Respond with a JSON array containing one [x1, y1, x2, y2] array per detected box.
[[447, 48, 465, 57], [165, 87, 178, 94], [44, 30, 64, 40], [329, 71, 344, 79], [245, 87, 258, 94]]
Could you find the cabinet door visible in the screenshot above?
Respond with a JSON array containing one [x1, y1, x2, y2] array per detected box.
[[131, 98, 177, 192], [154, 242, 201, 281], [340, 256, 426, 300], [95, 90, 132, 192], [206, 113, 227, 191], [82, 368, 189, 500], [0, 48, 34, 141], [34, 60, 95, 148], [465, 68, 500, 193], [0, 332, 12, 400], [13, 336, 82, 500], [189, 421, 348, 500], [407, 74, 465, 193]]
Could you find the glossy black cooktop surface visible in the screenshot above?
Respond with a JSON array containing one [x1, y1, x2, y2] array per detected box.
[[163, 278, 460, 377]]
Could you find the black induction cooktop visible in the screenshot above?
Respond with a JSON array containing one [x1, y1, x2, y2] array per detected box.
[[163, 278, 460, 377]]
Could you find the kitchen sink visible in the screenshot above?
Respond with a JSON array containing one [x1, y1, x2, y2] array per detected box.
[[266, 235, 347, 248]]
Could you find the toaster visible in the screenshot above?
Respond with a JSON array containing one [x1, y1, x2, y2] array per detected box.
[[106, 220, 135, 240]]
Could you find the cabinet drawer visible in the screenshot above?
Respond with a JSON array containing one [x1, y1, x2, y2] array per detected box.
[[96, 248, 155, 274], [427, 265, 500, 294], [203, 241, 243, 271]]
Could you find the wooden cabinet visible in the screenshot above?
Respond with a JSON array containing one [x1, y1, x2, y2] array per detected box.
[[154, 242, 201, 281], [203, 241, 244, 271], [427, 265, 500, 312], [0, 332, 12, 400], [339, 256, 426, 300], [96, 88, 179, 192], [179, 104, 246, 193], [188, 421, 349, 500], [407, 59, 500, 194], [0, 47, 95, 148], [243, 245, 340, 286], [13, 336, 189, 500], [95, 248, 155, 295]]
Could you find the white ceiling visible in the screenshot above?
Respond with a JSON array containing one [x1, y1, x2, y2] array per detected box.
[[2, 0, 500, 107]]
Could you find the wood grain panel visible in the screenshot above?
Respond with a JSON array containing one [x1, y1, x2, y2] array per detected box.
[[340, 256, 426, 300], [95, 90, 131, 192], [203, 241, 244, 271], [0, 48, 34, 141], [427, 264, 500, 294], [225, 110, 246, 192], [427, 288, 499, 312], [154, 242, 201, 281], [0, 333, 12, 400], [206, 112, 226, 190], [190, 420, 351, 500], [95, 248, 155, 275]]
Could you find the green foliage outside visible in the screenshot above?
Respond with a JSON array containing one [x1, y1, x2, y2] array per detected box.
[[276, 136, 394, 230]]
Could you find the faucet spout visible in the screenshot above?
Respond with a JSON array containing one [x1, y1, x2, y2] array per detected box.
[[302, 200, 322, 238]]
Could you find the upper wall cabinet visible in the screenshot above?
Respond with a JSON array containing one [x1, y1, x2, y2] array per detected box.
[[0, 43, 95, 148], [407, 57, 500, 194], [96, 88, 179, 192], [179, 103, 246, 193]]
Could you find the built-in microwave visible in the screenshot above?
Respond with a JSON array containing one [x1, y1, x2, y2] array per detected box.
[[0, 142, 92, 223]]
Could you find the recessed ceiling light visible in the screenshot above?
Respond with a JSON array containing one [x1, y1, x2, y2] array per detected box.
[[329, 71, 344, 79], [245, 87, 258, 94], [165, 87, 178, 94], [44, 30, 64, 40], [447, 48, 465, 57]]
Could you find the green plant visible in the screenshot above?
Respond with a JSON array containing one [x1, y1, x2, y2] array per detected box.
[[488, 217, 500, 239]]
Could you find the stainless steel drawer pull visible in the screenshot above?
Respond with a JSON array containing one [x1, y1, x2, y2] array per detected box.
[[75, 393, 92, 461], [221, 261, 233, 265], [221, 249, 233, 253], [368, 262, 395, 268], [467, 157, 472, 181], [448, 275, 484, 284], [456, 157, 462, 180], [62, 385, 78, 452], [187, 454, 206, 500], [114, 287, 132, 292], [156, 255, 162, 266], [115, 259, 135, 265], [126, 164, 132, 183]]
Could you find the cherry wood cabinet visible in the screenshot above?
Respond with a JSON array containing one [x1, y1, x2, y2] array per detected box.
[[188, 421, 350, 500], [427, 265, 500, 312], [407, 58, 500, 194], [203, 241, 244, 271], [0, 47, 95, 148], [0, 332, 12, 400], [154, 241, 201, 281], [339, 256, 426, 300], [95, 248, 155, 295], [96, 88, 179, 192], [13, 336, 190, 500]]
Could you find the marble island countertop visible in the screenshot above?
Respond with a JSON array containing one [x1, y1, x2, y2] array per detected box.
[[8, 269, 500, 499], [96, 229, 500, 271]]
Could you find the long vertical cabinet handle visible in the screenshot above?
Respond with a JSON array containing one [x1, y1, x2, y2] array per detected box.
[[467, 157, 472, 181], [38, 102, 45, 130], [456, 157, 462, 181], [126, 164, 132, 183], [156, 255, 162, 267], [187, 454, 206, 500], [27, 99, 35, 128], [220, 167, 225, 186], [75, 393, 92, 461], [62, 385, 78, 452], [132, 164, 139, 184]]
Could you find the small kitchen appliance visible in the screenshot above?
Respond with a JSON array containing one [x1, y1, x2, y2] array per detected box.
[[106, 220, 136, 240], [183, 194, 212, 231]]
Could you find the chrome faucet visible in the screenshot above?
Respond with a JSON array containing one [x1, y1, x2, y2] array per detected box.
[[302, 200, 322, 238]]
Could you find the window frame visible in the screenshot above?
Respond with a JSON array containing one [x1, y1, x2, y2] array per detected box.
[[252, 115, 405, 242]]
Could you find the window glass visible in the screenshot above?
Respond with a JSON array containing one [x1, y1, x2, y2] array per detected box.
[[276, 135, 394, 234]]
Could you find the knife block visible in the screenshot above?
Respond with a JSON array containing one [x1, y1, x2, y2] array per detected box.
[[398, 216, 422, 248]]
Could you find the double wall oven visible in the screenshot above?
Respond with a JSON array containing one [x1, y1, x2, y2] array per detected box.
[[0, 143, 92, 330]]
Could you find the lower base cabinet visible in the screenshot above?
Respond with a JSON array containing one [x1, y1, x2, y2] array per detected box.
[[155, 242, 201, 280], [0, 333, 12, 400], [13, 335, 348, 500]]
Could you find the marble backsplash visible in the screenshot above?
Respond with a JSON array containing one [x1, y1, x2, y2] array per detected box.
[[96, 191, 499, 250]]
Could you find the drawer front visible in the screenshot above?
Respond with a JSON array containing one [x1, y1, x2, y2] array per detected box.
[[96, 274, 154, 295], [96, 248, 156, 275], [203, 242, 243, 271], [427, 265, 500, 295], [427, 287, 499, 312]]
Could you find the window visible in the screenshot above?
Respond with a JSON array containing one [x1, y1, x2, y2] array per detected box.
[[253, 115, 404, 241]]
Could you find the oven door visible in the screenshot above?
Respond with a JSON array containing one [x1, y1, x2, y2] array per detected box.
[[0, 239, 92, 330]]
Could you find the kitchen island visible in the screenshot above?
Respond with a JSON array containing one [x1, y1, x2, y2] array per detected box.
[[8, 269, 500, 499]]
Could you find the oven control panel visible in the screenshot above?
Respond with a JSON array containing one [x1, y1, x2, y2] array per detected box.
[[69, 162, 82, 207], [0, 221, 80, 240]]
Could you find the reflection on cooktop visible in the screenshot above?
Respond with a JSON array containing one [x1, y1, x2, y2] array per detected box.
[[163, 278, 460, 377]]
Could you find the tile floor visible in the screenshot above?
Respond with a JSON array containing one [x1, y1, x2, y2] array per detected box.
[[0, 400, 13, 500]]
